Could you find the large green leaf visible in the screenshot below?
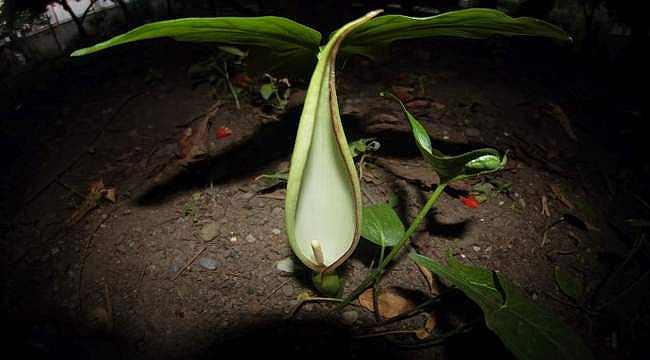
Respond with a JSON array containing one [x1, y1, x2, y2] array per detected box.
[[410, 252, 594, 360], [341, 8, 572, 60], [71, 16, 321, 72], [284, 11, 382, 273], [361, 203, 405, 247], [384, 92, 507, 183]]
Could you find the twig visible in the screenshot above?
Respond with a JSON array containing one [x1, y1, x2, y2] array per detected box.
[[263, 279, 291, 304], [103, 281, 114, 332], [173, 246, 207, 280], [541, 194, 551, 217]]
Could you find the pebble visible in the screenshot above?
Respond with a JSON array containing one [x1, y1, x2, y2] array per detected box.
[[276, 257, 295, 273], [271, 207, 283, 217], [200, 221, 219, 241], [472, 246, 481, 252], [271, 228, 281, 236], [246, 234, 256, 243], [341, 310, 359, 325], [198, 257, 217, 270], [229, 236, 237, 243]]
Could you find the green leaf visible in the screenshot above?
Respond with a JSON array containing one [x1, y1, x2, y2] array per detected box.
[[361, 203, 405, 247], [71, 16, 321, 73], [341, 8, 572, 60], [285, 10, 382, 273], [383, 92, 507, 183], [348, 137, 380, 158], [259, 83, 276, 100], [554, 266, 580, 302], [411, 251, 594, 360]]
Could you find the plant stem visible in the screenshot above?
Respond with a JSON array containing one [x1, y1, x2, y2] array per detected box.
[[381, 183, 446, 269], [337, 183, 447, 309]]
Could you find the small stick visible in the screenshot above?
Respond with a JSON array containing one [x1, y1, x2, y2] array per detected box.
[[103, 281, 114, 332], [541, 195, 551, 217], [173, 246, 207, 280]]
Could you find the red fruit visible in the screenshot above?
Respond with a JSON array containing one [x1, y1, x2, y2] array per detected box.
[[461, 196, 480, 209], [215, 127, 232, 138]]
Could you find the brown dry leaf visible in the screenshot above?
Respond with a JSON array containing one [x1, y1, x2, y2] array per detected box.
[[177, 102, 221, 163], [102, 188, 116, 203], [539, 102, 577, 141], [549, 184, 574, 209], [391, 85, 416, 103], [358, 288, 414, 318], [415, 263, 442, 296], [415, 313, 437, 340], [66, 179, 106, 225]]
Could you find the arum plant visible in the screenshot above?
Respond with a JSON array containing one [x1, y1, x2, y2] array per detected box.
[[71, 8, 570, 296]]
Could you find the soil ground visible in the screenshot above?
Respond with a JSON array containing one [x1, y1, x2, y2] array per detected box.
[[2, 35, 648, 359]]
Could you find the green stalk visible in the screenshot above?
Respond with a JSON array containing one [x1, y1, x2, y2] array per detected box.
[[337, 182, 447, 308]]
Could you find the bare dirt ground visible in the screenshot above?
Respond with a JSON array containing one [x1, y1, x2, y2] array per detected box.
[[2, 37, 647, 359]]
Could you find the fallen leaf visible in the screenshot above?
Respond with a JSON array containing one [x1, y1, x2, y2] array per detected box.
[[177, 102, 221, 163], [231, 71, 254, 89], [415, 263, 442, 296], [461, 195, 480, 209], [215, 126, 232, 138], [102, 188, 116, 203], [66, 179, 107, 225], [415, 313, 437, 340], [550, 184, 574, 209], [358, 288, 414, 318]]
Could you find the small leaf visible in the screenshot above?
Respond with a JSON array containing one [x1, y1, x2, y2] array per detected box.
[[358, 288, 414, 318], [554, 266, 580, 302], [361, 203, 405, 247], [383, 92, 507, 183], [259, 83, 276, 100], [349, 137, 380, 158], [472, 181, 495, 195], [411, 251, 594, 360], [415, 313, 437, 340]]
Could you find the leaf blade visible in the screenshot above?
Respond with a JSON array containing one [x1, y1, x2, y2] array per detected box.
[[361, 203, 405, 247], [341, 8, 572, 60], [410, 252, 594, 360]]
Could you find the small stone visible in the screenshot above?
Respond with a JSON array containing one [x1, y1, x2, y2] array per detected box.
[[518, 198, 526, 209], [198, 257, 217, 270], [341, 310, 359, 325], [51, 247, 60, 255], [276, 257, 295, 273], [271, 207, 283, 217], [246, 234, 256, 243], [271, 228, 281, 236], [472, 246, 481, 252], [229, 236, 237, 242], [200, 221, 219, 241]]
